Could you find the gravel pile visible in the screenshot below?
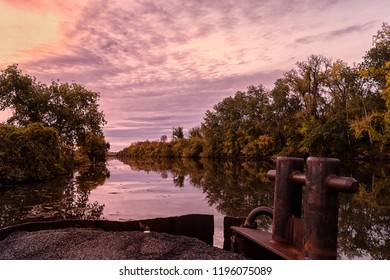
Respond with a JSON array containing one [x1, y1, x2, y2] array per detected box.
[[0, 228, 246, 260]]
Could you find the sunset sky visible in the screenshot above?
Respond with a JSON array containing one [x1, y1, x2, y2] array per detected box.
[[0, 0, 389, 151]]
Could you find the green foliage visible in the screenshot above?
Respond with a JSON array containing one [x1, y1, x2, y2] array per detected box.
[[0, 123, 63, 184], [79, 132, 110, 163], [172, 126, 184, 139], [349, 23, 390, 155], [0, 65, 108, 152], [384, 62, 390, 139], [201, 85, 272, 158], [0, 65, 105, 145], [0, 65, 109, 183], [363, 23, 390, 88]]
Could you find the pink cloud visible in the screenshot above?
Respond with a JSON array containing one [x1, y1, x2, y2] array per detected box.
[[1, 0, 83, 12], [2, 0, 388, 151]]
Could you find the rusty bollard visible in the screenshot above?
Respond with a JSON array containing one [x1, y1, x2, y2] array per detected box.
[[303, 157, 359, 260], [232, 156, 360, 259], [268, 157, 304, 244]]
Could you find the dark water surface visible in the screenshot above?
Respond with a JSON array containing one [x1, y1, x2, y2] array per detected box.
[[0, 157, 389, 259]]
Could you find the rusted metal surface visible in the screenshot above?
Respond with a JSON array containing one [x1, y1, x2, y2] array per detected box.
[[242, 206, 273, 229], [326, 175, 359, 192], [0, 214, 215, 246], [223, 216, 246, 251], [272, 157, 304, 244], [291, 217, 304, 249], [230, 156, 360, 260], [267, 170, 305, 185], [303, 157, 345, 259], [266, 169, 276, 180], [230, 226, 299, 260]]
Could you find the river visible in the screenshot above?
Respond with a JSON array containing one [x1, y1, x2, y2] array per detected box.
[[0, 157, 389, 259]]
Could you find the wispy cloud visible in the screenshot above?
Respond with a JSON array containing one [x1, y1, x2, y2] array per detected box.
[[296, 22, 377, 44], [1, 0, 389, 150]]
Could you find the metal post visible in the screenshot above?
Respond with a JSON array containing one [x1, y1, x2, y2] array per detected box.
[[272, 157, 304, 244], [231, 156, 359, 260], [303, 157, 340, 259]]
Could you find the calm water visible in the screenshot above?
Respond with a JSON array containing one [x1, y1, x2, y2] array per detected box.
[[0, 157, 389, 259]]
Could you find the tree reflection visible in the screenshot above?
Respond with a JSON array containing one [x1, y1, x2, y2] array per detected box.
[[192, 159, 274, 217], [74, 162, 110, 191], [0, 163, 108, 228], [118, 157, 275, 228], [338, 161, 390, 259], [117, 157, 389, 259]]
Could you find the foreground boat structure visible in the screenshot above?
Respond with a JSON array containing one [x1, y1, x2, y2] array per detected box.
[[0, 214, 214, 246], [226, 157, 359, 260]]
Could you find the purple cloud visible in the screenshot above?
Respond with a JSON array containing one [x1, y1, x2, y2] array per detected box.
[[296, 22, 377, 44], [4, 0, 387, 151]]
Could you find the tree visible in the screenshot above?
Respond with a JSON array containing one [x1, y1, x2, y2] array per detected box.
[[284, 55, 331, 121], [0, 65, 108, 162], [183, 126, 204, 158], [281, 55, 365, 156], [0, 123, 63, 183], [0, 65, 49, 125], [384, 62, 390, 138], [364, 23, 390, 139], [79, 132, 110, 163], [349, 23, 390, 155], [46, 81, 106, 147], [201, 85, 271, 158], [269, 78, 302, 155], [363, 23, 390, 88], [172, 126, 184, 140]]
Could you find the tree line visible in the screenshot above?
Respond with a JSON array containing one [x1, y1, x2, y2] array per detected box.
[[0, 65, 109, 184], [118, 23, 390, 160]]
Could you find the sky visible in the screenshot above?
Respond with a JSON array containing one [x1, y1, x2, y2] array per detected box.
[[0, 0, 389, 151]]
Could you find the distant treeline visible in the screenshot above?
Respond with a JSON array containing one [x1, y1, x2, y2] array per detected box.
[[119, 23, 390, 159]]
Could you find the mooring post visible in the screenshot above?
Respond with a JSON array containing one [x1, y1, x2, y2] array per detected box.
[[303, 157, 340, 259], [231, 156, 359, 260], [271, 157, 304, 244]]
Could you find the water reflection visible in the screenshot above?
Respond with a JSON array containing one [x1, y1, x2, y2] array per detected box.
[[0, 157, 389, 259], [0, 163, 109, 228], [119, 157, 275, 217], [117, 157, 390, 259], [338, 161, 390, 260]]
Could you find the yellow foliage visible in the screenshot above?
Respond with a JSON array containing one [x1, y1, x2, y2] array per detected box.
[[256, 135, 274, 156], [383, 62, 390, 131]]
